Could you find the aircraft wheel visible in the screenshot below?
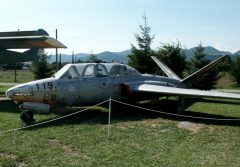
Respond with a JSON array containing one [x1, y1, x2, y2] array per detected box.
[[20, 110, 35, 124]]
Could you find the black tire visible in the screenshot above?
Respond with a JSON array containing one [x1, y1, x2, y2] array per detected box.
[[20, 110, 34, 124]]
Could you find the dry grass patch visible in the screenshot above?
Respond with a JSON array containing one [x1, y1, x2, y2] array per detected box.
[[177, 121, 204, 133], [0, 152, 28, 167]]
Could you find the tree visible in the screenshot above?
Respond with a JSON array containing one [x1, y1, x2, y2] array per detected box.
[[155, 42, 186, 78], [84, 51, 102, 63], [31, 50, 53, 79], [88, 51, 98, 63], [231, 56, 240, 84], [128, 14, 156, 74], [187, 44, 219, 90]]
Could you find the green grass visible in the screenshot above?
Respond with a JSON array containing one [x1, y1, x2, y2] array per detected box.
[[185, 98, 240, 118], [0, 86, 11, 96], [216, 72, 240, 89], [0, 70, 34, 83], [0, 71, 240, 166], [0, 99, 240, 167], [0, 70, 34, 96]]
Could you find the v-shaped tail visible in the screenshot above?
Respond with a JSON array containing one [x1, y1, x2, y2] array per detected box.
[[151, 55, 227, 85]]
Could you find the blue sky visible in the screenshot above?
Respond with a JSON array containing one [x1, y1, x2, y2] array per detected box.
[[0, 0, 240, 54]]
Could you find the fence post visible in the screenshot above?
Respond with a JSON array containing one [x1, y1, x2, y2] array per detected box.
[[108, 97, 112, 138]]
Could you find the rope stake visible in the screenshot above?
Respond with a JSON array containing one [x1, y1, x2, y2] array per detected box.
[[108, 97, 112, 138]]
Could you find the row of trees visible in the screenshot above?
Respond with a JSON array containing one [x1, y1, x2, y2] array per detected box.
[[32, 14, 240, 90], [128, 15, 239, 90]]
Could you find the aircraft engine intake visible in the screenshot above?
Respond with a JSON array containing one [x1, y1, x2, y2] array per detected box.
[[121, 83, 131, 96]]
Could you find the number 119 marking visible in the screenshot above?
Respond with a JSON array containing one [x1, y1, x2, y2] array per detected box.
[[36, 82, 53, 90]]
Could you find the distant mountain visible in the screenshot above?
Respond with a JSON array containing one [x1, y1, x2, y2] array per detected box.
[[49, 50, 131, 64], [185, 46, 233, 61], [49, 47, 238, 64], [234, 50, 240, 56], [96, 51, 129, 63], [114, 50, 131, 56]]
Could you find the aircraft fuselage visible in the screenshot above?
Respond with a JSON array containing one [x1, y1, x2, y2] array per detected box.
[[6, 73, 182, 108]]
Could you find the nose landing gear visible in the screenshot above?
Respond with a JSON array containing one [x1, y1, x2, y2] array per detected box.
[[20, 110, 35, 124], [19, 105, 35, 124]]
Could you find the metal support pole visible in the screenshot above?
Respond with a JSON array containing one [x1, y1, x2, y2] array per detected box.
[[59, 53, 62, 69], [108, 97, 112, 138], [178, 97, 185, 114], [14, 63, 17, 82], [72, 51, 74, 64], [55, 29, 58, 71]]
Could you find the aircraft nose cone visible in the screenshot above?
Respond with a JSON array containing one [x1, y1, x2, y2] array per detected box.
[[6, 89, 14, 98]]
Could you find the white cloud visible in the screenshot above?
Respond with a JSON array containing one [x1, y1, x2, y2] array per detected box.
[[215, 42, 221, 51]]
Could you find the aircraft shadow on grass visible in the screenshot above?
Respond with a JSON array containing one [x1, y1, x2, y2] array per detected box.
[[0, 100, 21, 113], [20, 98, 240, 130], [1, 99, 239, 129]]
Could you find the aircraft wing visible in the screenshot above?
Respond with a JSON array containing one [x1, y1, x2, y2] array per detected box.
[[0, 36, 66, 49], [133, 84, 240, 100]]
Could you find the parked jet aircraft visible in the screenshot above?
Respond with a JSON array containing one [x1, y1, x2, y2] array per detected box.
[[0, 29, 66, 64], [6, 55, 240, 124]]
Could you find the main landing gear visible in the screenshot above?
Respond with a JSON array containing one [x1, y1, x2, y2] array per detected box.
[[178, 97, 185, 114]]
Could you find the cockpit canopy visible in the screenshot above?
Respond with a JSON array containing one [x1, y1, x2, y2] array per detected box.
[[53, 63, 139, 80]]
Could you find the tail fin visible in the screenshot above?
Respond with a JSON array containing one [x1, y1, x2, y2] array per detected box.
[[24, 48, 43, 56], [151, 56, 181, 81], [181, 55, 226, 84], [22, 48, 43, 61]]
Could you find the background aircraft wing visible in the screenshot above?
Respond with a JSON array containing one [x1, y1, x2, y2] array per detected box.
[[133, 84, 240, 100], [0, 36, 66, 49]]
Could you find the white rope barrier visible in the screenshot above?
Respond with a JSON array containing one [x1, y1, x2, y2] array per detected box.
[[0, 99, 109, 134], [1, 98, 239, 135], [111, 99, 240, 121]]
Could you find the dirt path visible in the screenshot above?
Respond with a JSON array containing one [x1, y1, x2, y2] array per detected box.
[[0, 82, 19, 86], [0, 97, 10, 101]]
